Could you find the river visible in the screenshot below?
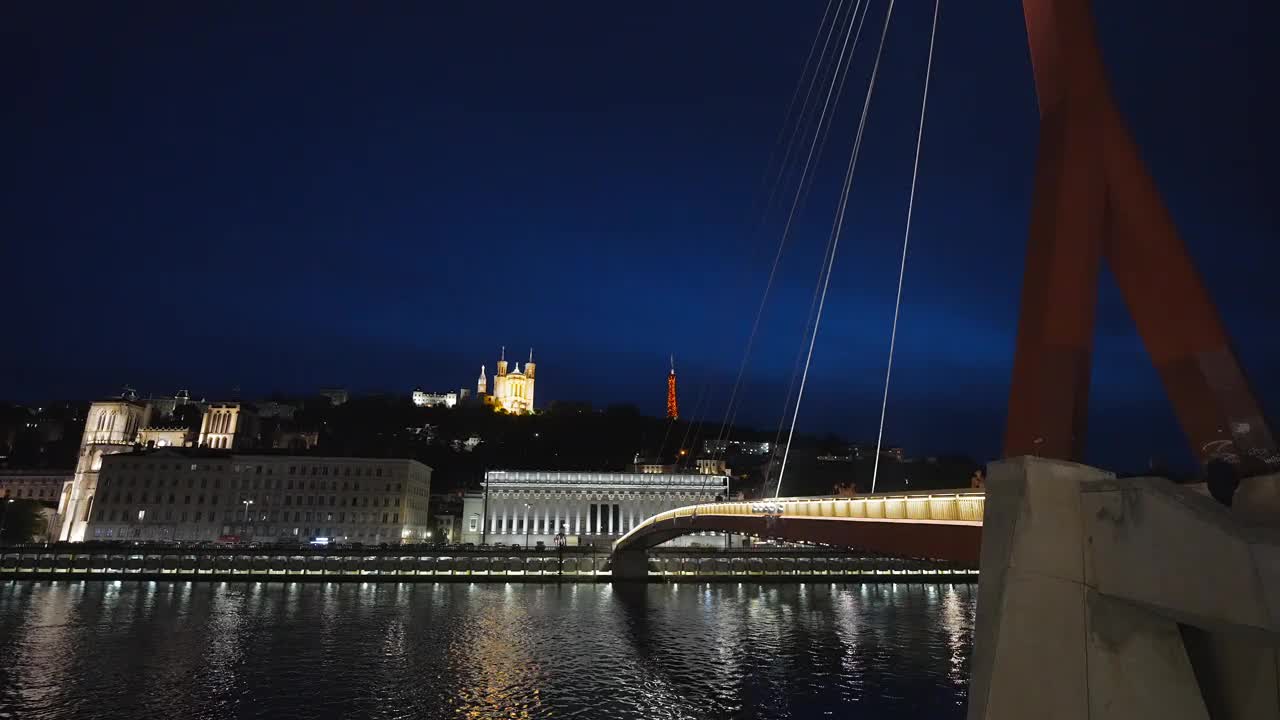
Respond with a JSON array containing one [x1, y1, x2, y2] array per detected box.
[[0, 581, 975, 719]]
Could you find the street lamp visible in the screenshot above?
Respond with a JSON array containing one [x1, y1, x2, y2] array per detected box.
[[0, 498, 14, 544], [524, 502, 532, 549], [242, 499, 254, 538]]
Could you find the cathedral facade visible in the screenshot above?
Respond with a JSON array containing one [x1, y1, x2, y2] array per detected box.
[[478, 348, 536, 414]]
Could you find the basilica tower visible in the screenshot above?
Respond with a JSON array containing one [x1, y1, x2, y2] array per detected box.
[[494, 346, 508, 400], [524, 349, 536, 409], [484, 346, 536, 413]]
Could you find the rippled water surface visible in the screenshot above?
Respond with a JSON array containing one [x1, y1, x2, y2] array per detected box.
[[0, 581, 975, 719]]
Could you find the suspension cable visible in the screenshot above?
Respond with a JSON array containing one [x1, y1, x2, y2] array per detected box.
[[713, 0, 864, 457], [761, 0, 875, 482], [639, 1, 840, 465], [872, 0, 941, 493], [726, 0, 875, 459], [776, 0, 899, 498]]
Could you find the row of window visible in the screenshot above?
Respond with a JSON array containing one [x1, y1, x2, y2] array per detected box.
[[107, 461, 395, 480], [94, 508, 402, 525], [281, 495, 400, 508], [0, 487, 57, 499], [98, 491, 403, 510], [101, 475, 406, 494], [90, 526, 397, 540]]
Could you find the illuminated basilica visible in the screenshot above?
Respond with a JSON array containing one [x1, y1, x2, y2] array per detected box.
[[478, 347, 536, 414]]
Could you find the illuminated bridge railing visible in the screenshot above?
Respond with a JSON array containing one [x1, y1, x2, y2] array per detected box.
[[614, 490, 985, 550]]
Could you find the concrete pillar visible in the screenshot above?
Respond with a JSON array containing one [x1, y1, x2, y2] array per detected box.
[[970, 456, 1280, 720], [611, 549, 648, 580]]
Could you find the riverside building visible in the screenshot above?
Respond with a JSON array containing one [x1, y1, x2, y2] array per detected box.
[[461, 469, 729, 547], [84, 449, 431, 544]]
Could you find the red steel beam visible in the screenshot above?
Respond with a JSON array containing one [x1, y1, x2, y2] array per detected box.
[[1005, 0, 1277, 468]]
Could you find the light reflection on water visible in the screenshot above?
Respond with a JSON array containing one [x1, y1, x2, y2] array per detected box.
[[0, 581, 975, 719]]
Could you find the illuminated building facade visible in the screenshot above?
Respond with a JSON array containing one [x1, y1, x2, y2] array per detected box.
[[58, 396, 261, 541], [85, 449, 431, 544], [198, 402, 258, 450], [58, 398, 150, 542], [460, 469, 729, 547], [0, 469, 72, 503], [412, 389, 458, 408], [479, 347, 536, 413]]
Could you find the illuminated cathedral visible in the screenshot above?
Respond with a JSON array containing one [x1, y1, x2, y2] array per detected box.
[[478, 347, 536, 414]]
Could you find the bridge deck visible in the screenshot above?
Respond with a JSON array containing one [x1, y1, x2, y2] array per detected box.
[[613, 490, 985, 564]]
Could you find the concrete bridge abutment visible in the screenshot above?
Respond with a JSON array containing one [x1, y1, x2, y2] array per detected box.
[[610, 549, 649, 581], [968, 456, 1280, 720]]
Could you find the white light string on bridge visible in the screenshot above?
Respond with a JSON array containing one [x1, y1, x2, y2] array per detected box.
[[710, 0, 867, 460], [871, 0, 941, 494], [775, 0, 899, 499]]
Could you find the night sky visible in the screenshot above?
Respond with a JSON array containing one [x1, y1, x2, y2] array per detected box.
[[4, 2, 1275, 470]]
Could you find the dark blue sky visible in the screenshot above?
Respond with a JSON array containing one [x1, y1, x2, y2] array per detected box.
[[3, 2, 1275, 470]]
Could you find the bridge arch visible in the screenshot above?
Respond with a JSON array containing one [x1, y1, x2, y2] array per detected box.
[[610, 491, 985, 577]]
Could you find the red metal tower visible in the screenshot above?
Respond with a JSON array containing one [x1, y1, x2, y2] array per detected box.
[[667, 356, 679, 420], [1006, 0, 1277, 468]]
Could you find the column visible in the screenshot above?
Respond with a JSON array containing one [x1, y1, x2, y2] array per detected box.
[[522, 503, 529, 537], [574, 503, 581, 535], [608, 499, 615, 535]]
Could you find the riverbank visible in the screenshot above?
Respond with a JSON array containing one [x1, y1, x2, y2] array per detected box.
[[1, 545, 976, 582]]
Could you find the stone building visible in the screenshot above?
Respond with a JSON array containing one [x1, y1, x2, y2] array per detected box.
[[85, 448, 431, 544], [59, 398, 151, 541], [0, 469, 72, 504], [59, 395, 261, 541], [197, 402, 259, 450], [412, 390, 458, 408], [461, 469, 729, 547], [478, 348, 536, 414]]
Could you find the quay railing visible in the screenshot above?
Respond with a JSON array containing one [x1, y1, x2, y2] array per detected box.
[[0, 546, 976, 581]]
